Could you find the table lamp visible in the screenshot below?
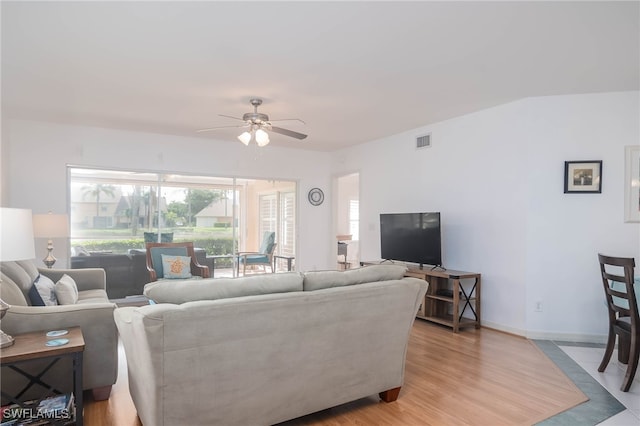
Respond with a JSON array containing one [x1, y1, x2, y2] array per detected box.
[[32, 212, 69, 269], [0, 207, 36, 348]]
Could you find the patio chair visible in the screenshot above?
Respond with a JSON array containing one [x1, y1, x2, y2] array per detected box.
[[144, 232, 174, 243], [237, 231, 277, 276], [145, 242, 210, 282]]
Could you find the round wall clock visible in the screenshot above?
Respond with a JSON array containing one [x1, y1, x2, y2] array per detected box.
[[308, 188, 324, 206]]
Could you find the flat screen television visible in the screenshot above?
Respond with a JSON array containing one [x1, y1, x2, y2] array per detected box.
[[380, 212, 442, 268]]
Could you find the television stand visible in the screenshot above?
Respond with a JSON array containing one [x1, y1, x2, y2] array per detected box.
[[361, 261, 481, 333], [418, 263, 446, 271]]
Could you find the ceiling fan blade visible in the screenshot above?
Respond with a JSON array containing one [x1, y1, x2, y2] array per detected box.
[[218, 114, 246, 122], [270, 126, 308, 140], [269, 118, 306, 125], [197, 124, 248, 132]]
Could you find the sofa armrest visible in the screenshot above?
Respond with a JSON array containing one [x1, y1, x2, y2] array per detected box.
[[114, 305, 173, 426], [2, 302, 118, 390], [2, 303, 116, 335], [40, 267, 106, 292]]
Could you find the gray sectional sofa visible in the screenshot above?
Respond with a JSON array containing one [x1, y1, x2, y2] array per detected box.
[[115, 265, 427, 426]]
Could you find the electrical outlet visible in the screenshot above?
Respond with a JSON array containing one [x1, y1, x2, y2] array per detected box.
[[535, 301, 543, 312]]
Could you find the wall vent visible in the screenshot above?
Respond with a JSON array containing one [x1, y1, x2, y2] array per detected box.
[[416, 134, 431, 149]]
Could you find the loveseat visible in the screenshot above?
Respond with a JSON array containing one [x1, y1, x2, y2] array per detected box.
[[0, 260, 118, 401], [115, 265, 427, 426]]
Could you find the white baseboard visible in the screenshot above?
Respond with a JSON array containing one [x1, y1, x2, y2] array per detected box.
[[524, 331, 608, 344], [481, 320, 526, 337], [481, 320, 608, 344]]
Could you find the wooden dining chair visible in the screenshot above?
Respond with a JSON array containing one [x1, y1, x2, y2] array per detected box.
[[597, 254, 638, 392]]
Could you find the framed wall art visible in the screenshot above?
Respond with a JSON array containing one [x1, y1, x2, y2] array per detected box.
[[624, 146, 640, 222], [564, 160, 602, 194]]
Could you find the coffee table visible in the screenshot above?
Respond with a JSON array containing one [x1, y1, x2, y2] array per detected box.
[[109, 294, 150, 307]]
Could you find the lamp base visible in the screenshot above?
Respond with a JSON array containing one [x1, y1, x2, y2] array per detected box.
[[0, 330, 15, 348], [43, 240, 57, 269], [43, 257, 56, 269]]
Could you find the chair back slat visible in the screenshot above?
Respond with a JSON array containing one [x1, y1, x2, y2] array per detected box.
[[598, 254, 638, 322]]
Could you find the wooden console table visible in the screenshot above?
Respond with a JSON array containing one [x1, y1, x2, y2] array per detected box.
[[362, 262, 481, 333]]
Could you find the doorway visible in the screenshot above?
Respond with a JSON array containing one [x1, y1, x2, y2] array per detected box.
[[334, 172, 360, 270]]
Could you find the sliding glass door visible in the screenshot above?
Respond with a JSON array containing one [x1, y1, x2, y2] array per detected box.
[[68, 167, 296, 276]]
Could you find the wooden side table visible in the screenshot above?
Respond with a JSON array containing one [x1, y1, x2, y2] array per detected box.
[[207, 254, 236, 277], [273, 255, 295, 272], [1, 327, 84, 425]]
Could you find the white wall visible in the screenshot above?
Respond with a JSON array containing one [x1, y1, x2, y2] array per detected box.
[[4, 92, 638, 340], [2, 119, 334, 272], [331, 91, 640, 340], [523, 92, 640, 340]]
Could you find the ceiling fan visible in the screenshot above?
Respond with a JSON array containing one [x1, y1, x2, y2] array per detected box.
[[197, 98, 307, 147]]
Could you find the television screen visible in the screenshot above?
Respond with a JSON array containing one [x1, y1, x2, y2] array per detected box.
[[380, 212, 441, 267]]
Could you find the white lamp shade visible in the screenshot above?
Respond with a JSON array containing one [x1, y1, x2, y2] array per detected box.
[[255, 129, 270, 147], [238, 132, 252, 146], [33, 213, 69, 238], [0, 208, 36, 261]]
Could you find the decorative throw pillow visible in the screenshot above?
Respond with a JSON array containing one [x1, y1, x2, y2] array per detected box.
[[55, 274, 79, 305], [161, 254, 192, 279], [28, 274, 58, 306]]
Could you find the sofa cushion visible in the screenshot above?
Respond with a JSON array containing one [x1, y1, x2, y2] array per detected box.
[[76, 289, 110, 304], [55, 274, 79, 305], [17, 260, 40, 283], [0, 273, 28, 306], [29, 274, 58, 306], [1, 261, 36, 303], [161, 255, 192, 279], [144, 272, 304, 304], [303, 264, 408, 291]]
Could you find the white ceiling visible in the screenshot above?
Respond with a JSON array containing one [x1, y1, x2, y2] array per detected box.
[[2, 1, 638, 152]]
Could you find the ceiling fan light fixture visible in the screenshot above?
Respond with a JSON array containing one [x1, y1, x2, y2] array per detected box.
[[255, 129, 270, 147], [238, 131, 251, 145], [200, 98, 306, 146]]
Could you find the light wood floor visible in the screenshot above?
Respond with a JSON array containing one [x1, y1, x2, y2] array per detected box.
[[84, 320, 587, 426]]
